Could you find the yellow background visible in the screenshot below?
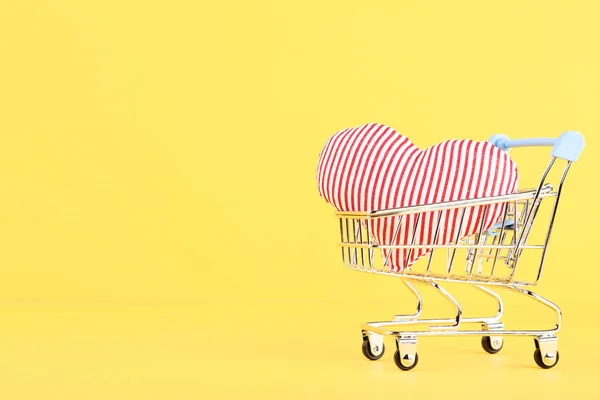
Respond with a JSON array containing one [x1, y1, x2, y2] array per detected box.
[[0, 0, 598, 398]]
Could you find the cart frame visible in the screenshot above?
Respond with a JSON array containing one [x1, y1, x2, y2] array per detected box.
[[334, 131, 585, 370]]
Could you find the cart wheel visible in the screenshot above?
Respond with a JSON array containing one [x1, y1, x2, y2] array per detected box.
[[394, 350, 419, 371], [481, 336, 503, 354], [533, 348, 559, 369], [362, 338, 385, 360]]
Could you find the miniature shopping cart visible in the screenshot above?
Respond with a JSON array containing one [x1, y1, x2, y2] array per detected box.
[[335, 132, 585, 370]]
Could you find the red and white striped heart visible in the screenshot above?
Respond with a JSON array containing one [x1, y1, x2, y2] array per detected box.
[[316, 123, 519, 271]]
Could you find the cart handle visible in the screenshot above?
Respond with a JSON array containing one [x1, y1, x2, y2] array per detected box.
[[488, 131, 585, 162]]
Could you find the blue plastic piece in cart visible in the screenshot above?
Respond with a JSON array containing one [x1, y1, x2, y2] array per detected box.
[[488, 131, 585, 162], [485, 219, 515, 236]]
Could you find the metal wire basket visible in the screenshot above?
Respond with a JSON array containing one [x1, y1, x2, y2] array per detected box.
[[333, 132, 585, 370]]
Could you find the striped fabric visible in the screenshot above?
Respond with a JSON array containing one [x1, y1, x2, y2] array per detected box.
[[316, 123, 519, 271]]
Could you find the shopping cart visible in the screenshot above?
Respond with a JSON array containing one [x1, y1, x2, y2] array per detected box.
[[335, 132, 585, 370]]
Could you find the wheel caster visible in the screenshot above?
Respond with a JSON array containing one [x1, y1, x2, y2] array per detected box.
[[362, 338, 385, 360], [394, 350, 419, 371], [533, 348, 559, 369], [533, 337, 559, 369], [481, 336, 503, 354], [394, 336, 418, 371]]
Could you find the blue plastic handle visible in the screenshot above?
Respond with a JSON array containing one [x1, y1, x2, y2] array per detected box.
[[488, 131, 585, 162]]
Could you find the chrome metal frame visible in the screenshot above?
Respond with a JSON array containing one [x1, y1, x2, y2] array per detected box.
[[339, 157, 573, 369]]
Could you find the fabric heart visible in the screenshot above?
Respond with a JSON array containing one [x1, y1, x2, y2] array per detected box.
[[316, 123, 519, 271]]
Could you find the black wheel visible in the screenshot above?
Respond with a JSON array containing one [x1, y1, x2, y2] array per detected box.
[[362, 339, 385, 360], [534, 348, 559, 369], [481, 336, 503, 354], [393, 350, 419, 371]]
